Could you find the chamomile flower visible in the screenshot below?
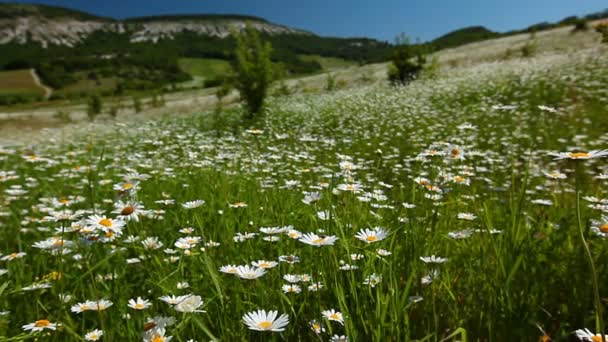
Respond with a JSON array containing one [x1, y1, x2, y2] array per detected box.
[[235, 265, 266, 279], [251, 260, 278, 269], [575, 328, 608, 341], [322, 309, 344, 325], [281, 284, 301, 294], [127, 297, 151, 310], [242, 310, 289, 332], [549, 150, 608, 160], [85, 329, 103, 341], [420, 255, 448, 264], [354, 227, 388, 243], [298, 233, 339, 247], [174, 295, 205, 313], [181, 200, 205, 209], [22, 319, 59, 332]]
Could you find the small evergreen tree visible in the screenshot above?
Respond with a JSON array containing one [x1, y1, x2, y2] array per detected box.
[[232, 23, 274, 120]]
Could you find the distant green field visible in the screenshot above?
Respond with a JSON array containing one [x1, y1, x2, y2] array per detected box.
[[53, 77, 118, 98], [178, 58, 231, 80], [0, 69, 44, 97], [298, 55, 356, 71]]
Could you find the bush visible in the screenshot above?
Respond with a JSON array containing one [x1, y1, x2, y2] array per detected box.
[[520, 38, 537, 58], [572, 19, 589, 32], [388, 44, 426, 86], [133, 96, 142, 113], [595, 23, 608, 43], [87, 94, 102, 121], [232, 23, 274, 120]]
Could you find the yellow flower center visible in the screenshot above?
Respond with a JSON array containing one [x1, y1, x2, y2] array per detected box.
[[121, 206, 135, 215], [99, 219, 112, 227], [312, 238, 325, 244], [134, 303, 145, 309], [59, 198, 69, 204], [451, 148, 459, 157], [122, 183, 134, 190], [568, 152, 590, 159], [366, 235, 378, 242], [152, 336, 165, 342], [330, 313, 340, 320], [600, 223, 608, 233], [591, 336, 603, 342], [258, 262, 270, 268], [35, 319, 50, 327], [256, 321, 273, 330], [454, 176, 465, 182]]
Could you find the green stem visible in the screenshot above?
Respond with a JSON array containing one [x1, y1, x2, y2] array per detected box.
[[576, 190, 604, 336]]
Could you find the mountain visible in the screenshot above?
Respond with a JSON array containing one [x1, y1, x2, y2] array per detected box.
[[0, 3, 308, 48], [0, 3, 392, 100], [431, 26, 499, 50]]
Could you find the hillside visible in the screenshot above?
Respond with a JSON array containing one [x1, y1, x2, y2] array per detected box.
[[432, 26, 499, 50]]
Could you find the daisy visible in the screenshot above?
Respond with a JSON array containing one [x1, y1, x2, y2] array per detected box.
[[543, 171, 567, 179], [128, 297, 151, 310], [22, 319, 59, 332], [182, 200, 205, 209], [113, 181, 139, 192], [549, 150, 608, 160], [159, 295, 191, 305], [281, 284, 301, 294], [229, 202, 248, 208], [85, 215, 125, 232], [457, 213, 476, 220], [331, 335, 349, 342], [322, 309, 344, 325], [85, 329, 103, 341], [354, 227, 388, 243], [575, 328, 608, 341], [310, 320, 326, 334], [1, 252, 26, 261], [591, 216, 608, 237], [251, 260, 278, 269], [235, 265, 266, 279], [112, 201, 145, 222], [174, 295, 205, 313], [298, 233, 339, 247], [143, 327, 172, 342], [219, 265, 239, 274], [242, 310, 289, 332], [278, 255, 300, 264], [420, 255, 448, 264]]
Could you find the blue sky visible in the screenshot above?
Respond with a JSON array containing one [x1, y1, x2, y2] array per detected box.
[[4, 0, 607, 41]]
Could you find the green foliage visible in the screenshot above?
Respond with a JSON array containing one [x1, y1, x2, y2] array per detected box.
[[572, 19, 589, 32], [596, 23, 608, 43], [86, 94, 102, 121], [325, 73, 336, 91], [232, 23, 274, 119], [520, 37, 538, 58], [388, 37, 427, 86], [53, 109, 71, 122], [132, 96, 142, 113], [431, 26, 500, 50]]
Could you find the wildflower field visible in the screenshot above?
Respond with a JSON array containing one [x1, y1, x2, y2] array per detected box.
[[1, 46, 608, 341]]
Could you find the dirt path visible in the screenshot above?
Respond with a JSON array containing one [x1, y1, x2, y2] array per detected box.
[[30, 68, 53, 100]]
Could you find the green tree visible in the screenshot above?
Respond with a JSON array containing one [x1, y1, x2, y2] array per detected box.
[[387, 34, 427, 85], [232, 23, 274, 120], [87, 94, 102, 121]]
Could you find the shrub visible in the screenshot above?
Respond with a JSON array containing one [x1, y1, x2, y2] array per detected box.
[[387, 44, 426, 85], [595, 23, 608, 43], [86, 94, 102, 121], [232, 23, 274, 120]]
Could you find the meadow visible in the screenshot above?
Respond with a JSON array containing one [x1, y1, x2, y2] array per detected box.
[[0, 70, 44, 104], [0, 44, 607, 342]]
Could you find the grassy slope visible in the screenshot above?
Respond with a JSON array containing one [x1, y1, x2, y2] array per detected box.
[[177, 58, 232, 81], [0, 69, 44, 96]]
